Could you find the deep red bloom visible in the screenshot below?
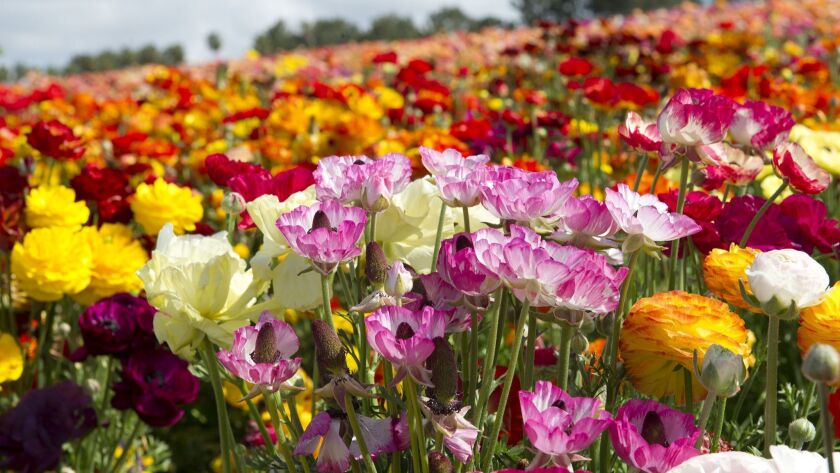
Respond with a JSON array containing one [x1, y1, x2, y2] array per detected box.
[[111, 131, 149, 157], [778, 194, 840, 254], [583, 77, 617, 106], [655, 29, 682, 54], [773, 142, 830, 195], [373, 51, 398, 64], [71, 165, 130, 202], [450, 118, 493, 142], [222, 107, 270, 124], [0, 166, 28, 201], [716, 195, 794, 251], [229, 165, 315, 228], [659, 190, 725, 253], [26, 120, 85, 160], [558, 57, 594, 77], [204, 153, 267, 187], [616, 83, 659, 108]]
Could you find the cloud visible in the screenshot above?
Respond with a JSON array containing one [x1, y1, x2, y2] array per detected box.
[[0, 0, 519, 68]]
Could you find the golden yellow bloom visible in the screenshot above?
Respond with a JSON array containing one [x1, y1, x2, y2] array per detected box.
[[703, 244, 762, 313], [73, 224, 149, 305], [620, 291, 755, 403], [12, 227, 93, 301], [131, 178, 203, 235], [798, 283, 840, 366], [25, 185, 89, 229], [790, 125, 840, 175], [0, 333, 23, 383]]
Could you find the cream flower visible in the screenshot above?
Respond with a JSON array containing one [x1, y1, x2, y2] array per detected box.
[[790, 124, 840, 175], [746, 249, 830, 317]]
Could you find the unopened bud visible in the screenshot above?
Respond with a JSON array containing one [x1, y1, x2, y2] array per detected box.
[[789, 418, 816, 444], [571, 331, 589, 354], [428, 452, 453, 473], [311, 320, 347, 380], [427, 337, 458, 404], [693, 344, 746, 398], [365, 242, 387, 286], [221, 192, 246, 215], [85, 378, 101, 396], [802, 343, 840, 385], [384, 261, 413, 298]]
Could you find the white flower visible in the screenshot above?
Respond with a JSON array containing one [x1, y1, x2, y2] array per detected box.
[[746, 249, 830, 316], [668, 445, 840, 473], [384, 260, 413, 298]]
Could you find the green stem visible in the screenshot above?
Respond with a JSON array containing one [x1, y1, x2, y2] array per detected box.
[[345, 394, 378, 473], [430, 203, 447, 271], [264, 390, 298, 473], [404, 379, 426, 473], [472, 289, 505, 429], [684, 368, 694, 413], [462, 206, 471, 234], [466, 312, 479, 406], [523, 313, 537, 391], [200, 339, 234, 473], [695, 391, 717, 449], [740, 181, 788, 248], [669, 157, 691, 291], [712, 397, 727, 452], [370, 211, 378, 243], [556, 323, 574, 391], [632, 153, 649, 192], [36, 302, 56, 387], [479, 299, 530, 472], [763, 315, 781, 457], [108, 417, 144, 473], [321, 273, 335, 331], [819, 383, 836, 473]]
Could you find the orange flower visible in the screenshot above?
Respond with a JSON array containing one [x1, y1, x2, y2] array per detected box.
[[703, 244, 762, 312], [798, 283, 840, 374]]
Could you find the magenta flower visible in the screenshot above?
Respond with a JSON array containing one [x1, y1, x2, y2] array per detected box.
[[480, 166, 578, 224], [406, 273, 476, 333], [553, 252, 629, 315], [605, 184, 701, 251], [276, 199, 367, 274], [695, 143, 763, 186], [437, 233, 501, 296], [729, 100, 794, 151], [360, 153, 412, 212], [609, 399, 701, 473], [216, 312, 302, 399], [295, 411, 409, 473], [619, 111, 663, 152], [314, 155, 372, 204], [420, 147, 489, 207], [773, 141, 831, 195], [420, 403, 480, 464], [550, 195, 618, 249], [657, 88, 737, 147], [519, 381, 612, 467], [365, 305, 446, 386]]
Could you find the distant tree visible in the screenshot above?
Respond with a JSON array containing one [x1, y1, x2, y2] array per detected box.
[[589, 0, 685, 15], [207, 32, 222, 54], [300, 18, 361, 47], [0, 66, 8, 82], [253, 20, 301, 55], [13, 63, 31, 80], [366, 14, 420, 41], [427, 7, 474, 33], [137, 44, 161, 64], [161, 45, 184, 65], [469, 16, 509, 31], [511, 0, 585, 23]]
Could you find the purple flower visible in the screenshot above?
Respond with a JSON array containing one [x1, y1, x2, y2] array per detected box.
[[609, 399, 701, 473], [0, 381, 97, 473], [778, 194, 840, 254], [76, 293, 156, 358], [480, 166, 578, 224], [420, 147, 489, 207], [519, 381, 611, 467], [406, 273, 477, 333], [605, 184, 701, 251], [437, 232, 501, 296], [294, 410, 409, 473], [716, 195, 794, 251], [111, 349, 200, 427], [550, 195, 618, 249], [277, 199, 367, 275], [619, 111, 663, 152], [729, 100, 794, 151], [360, 153, 412, 212], [314, 155, 373, 204], [657, 88, 737, 146], [217, 312, 302, 398], [365, 305, 446, 386]]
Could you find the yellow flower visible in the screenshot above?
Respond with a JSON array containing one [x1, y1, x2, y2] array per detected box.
[[0, 333, 23, 383], [703, 244, 762, 313], [790, 125, 840, 175], [131, 178, 203, 235], [25, 185, 89, 229], [12, 227, 92, 301], [620, 291, 755, 403], [798, 283, 840, 372], [73, 224, 149, 305]]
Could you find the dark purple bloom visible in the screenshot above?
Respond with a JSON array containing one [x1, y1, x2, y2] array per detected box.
[[0, 381, 97, 473], [112, 349, 200, 427], [76, 293, 156, 359], [778, 194, 840, 254], [716, 195, 794, 251]]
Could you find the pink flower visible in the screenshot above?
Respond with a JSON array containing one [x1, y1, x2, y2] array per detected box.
[[420, 147, 489, 207], [550, 195, 618, 249], [695, 143, 763, 186], [295, 411, 409, 473], [729, 100, 794, 151], [365, 305, 446, 386], [421, 403, 480, 464], [314, 155, 372, 204], [657, 88, 737, 147], [605, 184, 701, 250], [773, 141, 831, 195], [553, 253, 629, 315], [360, 153, 412, 212], [609, 399, 701, 473], [406, 273, 476, 333], [276, 199, 367, 274], [216, 312, 301, 399], [480, 166, 578, 224], [519, 381, 612, 466], [437, 233, 501, 296], [619, 111, 663, 152]]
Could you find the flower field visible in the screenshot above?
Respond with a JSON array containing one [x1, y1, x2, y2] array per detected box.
[[3, 0, 840, 472]]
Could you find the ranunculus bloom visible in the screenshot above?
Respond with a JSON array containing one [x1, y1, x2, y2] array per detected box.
[[71, 165, 133, 223], [480, 166, 577, 224], [11, 226, 92, 301], [204, 153, 265, 187], [0, 333, 23, 383], [746, 249, 830, 315], [558, 56, 593, 76], [703, 244, 762, 313], [26, 119, 85, 160], [773, 141, 831, 194], [420, 147, 489, 207], [609, 399, 700, 473], [74, 224, 149, 305], [657, 88, 737, 147], [24, 185, 90, 229], [361, 153, 413, 212], [778, 195, 840, 254], [276, 199, 367, 275], [217, 312, 302, 396], [668, 445, 840, 473], [619, 112, 663, 152], [366, 305, 446, 386], [314, 155, 372, 204], [77, 293, 156, 358], [421, 403, 479, 464], [519, 381, 611, 467], [695, 142, 764, 187], [729, 100, 794, 151], [550, 195, 618, 249], [436, 232, 500, 296], [111, 349, 199, 427], [799, 283, 840, 383], [0, 381, 97, 473], [716, 195, 794, 251], [130, 178, 204, 235], [405, 273, 474, 334], [228, 165, 315, 229]]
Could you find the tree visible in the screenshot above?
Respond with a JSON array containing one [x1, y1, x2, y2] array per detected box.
[[470, 16, 509, 31], [160, 45, 184, 65], [511, 0, 586, 23], [427, 7, 474, 33], [253, 20, 301, 55], [366, 14, 420, 41], [589, 0, 685, 15], [207, 32, 222, 54], [300, 18, 360, 47]]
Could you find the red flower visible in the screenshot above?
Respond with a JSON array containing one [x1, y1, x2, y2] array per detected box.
[[26, 120, 85, 160], [372, 50, 398, 64], [829, 389, 840, 439], [773, 142, 830, 194], [583, 77, 617, 106], [71, 165, 130, 202], [228, 165, 315, 229], [558, 57, 593, 77], [204, 153, 267, 187]]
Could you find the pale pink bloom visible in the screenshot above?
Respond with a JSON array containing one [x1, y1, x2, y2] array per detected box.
[[695, 143, 763, 186], [405, 273, 476, 333], [437, 233, 501, 296], [314, 155, 373, 204], [619, 111, 663, 152], [773, 141, 831, 195], [276, 199, 367, 274], [480, 166, 578, 224], [605, 184, 701, 246], [365, 305, 446, 386], [657, 88, 737, 147], [361, 153, 412, 212], [668, 445, 840, 473], [421, 402, 479, 464], [420, 147, 489, 207], [730, 100, 794, 151], [217, 312, 301, 399], [550, 195, 618, 249]]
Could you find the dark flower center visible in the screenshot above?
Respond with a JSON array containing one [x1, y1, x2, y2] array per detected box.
[[353, 159, 367, 165], [100, 318, 120, 333], [455, 235, 474, 251], [552, 400, 567, 410], [250, 324, 281, 364], [425, 396, 462, 416], [144, 371, 167, 387], [310, 210, 334, 233], [641, 411, 669, 447], [395, 322, 415, 340]]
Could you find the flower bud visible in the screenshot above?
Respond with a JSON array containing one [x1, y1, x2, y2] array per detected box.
[[384, 261, 413, 299], [693, 344, 746, 398], [802, 343, 840, 384], [571, 331, 589, 354], [221, 192, 246, 215], [426, 337, 458, 404], [311, 320, 347, 379], [365, 242, 387, 286], [789, 418, 816, 444], [428, 452, 453, 473]]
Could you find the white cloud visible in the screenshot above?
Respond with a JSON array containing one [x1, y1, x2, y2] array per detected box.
[[0, 0, 519, 68]]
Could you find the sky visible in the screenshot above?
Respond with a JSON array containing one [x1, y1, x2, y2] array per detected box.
[[0, 0, 520, 68]]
